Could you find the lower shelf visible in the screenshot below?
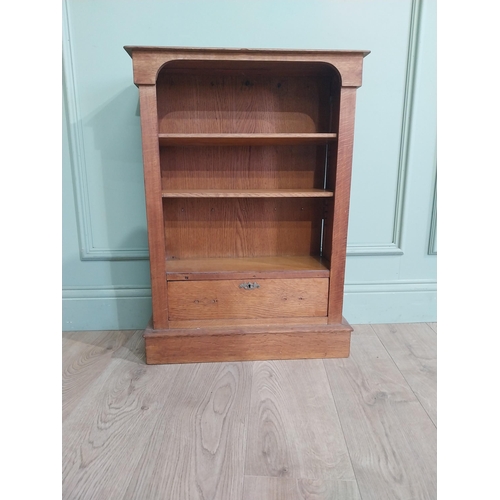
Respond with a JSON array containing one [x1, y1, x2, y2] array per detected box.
[[165, 255, 330, 281], [143, 318, 353, 364]]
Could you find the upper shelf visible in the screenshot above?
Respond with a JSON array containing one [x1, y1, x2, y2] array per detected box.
[[162, 189, 334, 198], [158, 133, 337, 147]]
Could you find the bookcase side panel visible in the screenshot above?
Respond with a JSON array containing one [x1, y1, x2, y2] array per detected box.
[[327, 87, 357, 323], [138, 85, 169, 329]]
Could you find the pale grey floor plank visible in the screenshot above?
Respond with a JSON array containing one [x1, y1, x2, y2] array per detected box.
[[62, 331, 181, 500], [324, 330, 437, 500], [245, 359, 355, 481], [63, 326, 437, 499], [427, 322, 437, 333], [62, 330, 135, 422], [123, 362, 252, 500], [243, 477, 361, 500], [372, 323, 437, 425], [349, 324, 377, 337]]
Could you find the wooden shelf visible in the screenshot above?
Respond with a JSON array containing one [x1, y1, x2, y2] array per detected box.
[[158, 133, 337, 147], [162, 189, 333, 198], [165, 255, 330, 281]]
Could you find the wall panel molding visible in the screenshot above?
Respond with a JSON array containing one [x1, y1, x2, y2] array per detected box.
[[347, 243, 404, 256], [391, 0, 422, 252], [62, 279, 436, 300], [428, 171, 437, 255], [345, 278, 436, 294], [62, 0, 149, 260], [62, 285, 152, 299], [64, 0, 422, 260], [348, 0, 421, 257]]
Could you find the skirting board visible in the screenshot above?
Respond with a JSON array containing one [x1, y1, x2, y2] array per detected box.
[[62, 284, 436, 331], [62, 288, 152, 331], [344, 285, 436, 323]]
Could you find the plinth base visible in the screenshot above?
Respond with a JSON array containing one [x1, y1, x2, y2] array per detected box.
[[143, 318, 353, 364]]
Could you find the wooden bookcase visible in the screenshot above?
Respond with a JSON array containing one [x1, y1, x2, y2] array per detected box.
[[125, 46, 369, 364]]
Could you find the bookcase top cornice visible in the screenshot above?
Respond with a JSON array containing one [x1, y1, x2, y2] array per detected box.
[[124, 45, 369, 87], [124, 46, 370, 57]]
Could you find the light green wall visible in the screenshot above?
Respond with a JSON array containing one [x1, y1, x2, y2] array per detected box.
[[62, 0, 436, 330]]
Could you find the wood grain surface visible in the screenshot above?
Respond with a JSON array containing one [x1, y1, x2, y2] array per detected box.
[[123, 362, 252, 500], [138, 85, 169, 329], [167, 278, 328, 320], [373, 323, 437, 425], [427, 322, 437, 333], [324, 325, 437, 500], [242, 477, 361, 500], [130, 47, 368, 339], [327, 87, 357, 323], [62, 330, 135, 422], [161, 189, 333, 198], [168, 317, 329, 329], [156, 72, 331, 134], [125, 47, 366, 87], [165, 255, 330, 281], [160, 144, 326, 192], [163, 198, 323, 260], [62, 323, 436, 500], [144, 324, 351, 364], [158, 133, 337, 146], [63, 331, 181, 500], [245, 359, 355, 480]]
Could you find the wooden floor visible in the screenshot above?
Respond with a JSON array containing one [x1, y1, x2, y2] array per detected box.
[[62, 323, 436, 500]]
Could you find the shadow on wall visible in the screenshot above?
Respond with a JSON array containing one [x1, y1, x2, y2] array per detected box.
[[83, 84, 147, 253], [110, 229, 152, 332], [69, 83, 154, 329]]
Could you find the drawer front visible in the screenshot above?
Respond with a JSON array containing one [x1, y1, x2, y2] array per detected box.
[[167, 278, 328, 321]]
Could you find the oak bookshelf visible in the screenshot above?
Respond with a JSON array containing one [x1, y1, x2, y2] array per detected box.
[[125, 46, 369, 364]]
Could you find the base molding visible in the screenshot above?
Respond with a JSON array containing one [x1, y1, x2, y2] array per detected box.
[[62, 284, 436, 331], [144, 318, 353, 364]]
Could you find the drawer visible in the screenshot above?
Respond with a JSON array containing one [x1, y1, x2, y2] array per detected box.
[[167, 278, 328, 321]]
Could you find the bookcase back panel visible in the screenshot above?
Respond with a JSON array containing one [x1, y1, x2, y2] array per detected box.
[[156, 68, 334, 134], [163, 198, 323, 260], [160, 145, 325, 190]]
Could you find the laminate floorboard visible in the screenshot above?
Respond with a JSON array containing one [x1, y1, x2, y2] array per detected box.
[[324, 325, 437, 500], [245, 359, 354, 480], [62, 331, 181, 500], [373, 323, 437, 425], [427, 322, 437, 333], [62, 324, 437, 500], [242, 477, 361, 500], [123, 362, 252, 500], [62, 330, 135, 422]]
